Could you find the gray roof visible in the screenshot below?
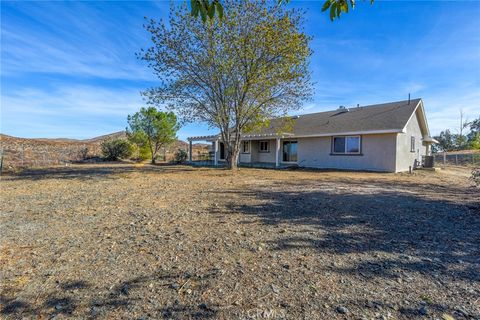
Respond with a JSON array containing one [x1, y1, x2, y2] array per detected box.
[[188, 99, 424, 141], [250, 98, 422, 137]]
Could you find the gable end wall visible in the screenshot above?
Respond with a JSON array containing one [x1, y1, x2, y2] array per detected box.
[[395, 110, 426, 172]]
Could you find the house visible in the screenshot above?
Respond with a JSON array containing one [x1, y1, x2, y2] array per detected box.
[[187, 98, 438, 172]]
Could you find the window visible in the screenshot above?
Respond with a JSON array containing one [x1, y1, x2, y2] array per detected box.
[[242, 141, 250, 153], [282, 141, 298, 162], [332, 136, 361, 154], [411, 136, 415, 152], [259, 141, 270, 152]]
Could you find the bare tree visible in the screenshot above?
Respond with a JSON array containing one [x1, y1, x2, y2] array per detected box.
[[140, 0, 312, 169]]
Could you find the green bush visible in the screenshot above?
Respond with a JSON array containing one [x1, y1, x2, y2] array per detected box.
[[130, 143, 151, 161], [101, 139, 133, 161], [174, 149, 188, 163]]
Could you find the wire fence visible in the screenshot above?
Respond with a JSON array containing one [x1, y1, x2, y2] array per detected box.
[[433, 152, 480, 167], [0, 143, 102, 169]]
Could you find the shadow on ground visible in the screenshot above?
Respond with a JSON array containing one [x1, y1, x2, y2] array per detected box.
[[216, 179, 480, 284], [1, 270, 219, 318], [2, 163, 205, 181]]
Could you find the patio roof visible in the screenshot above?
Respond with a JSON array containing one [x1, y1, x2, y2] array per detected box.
[[187, 132, 294, 142]]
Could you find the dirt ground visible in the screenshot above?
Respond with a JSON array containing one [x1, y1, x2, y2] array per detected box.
[[1, 164, 479, 319]]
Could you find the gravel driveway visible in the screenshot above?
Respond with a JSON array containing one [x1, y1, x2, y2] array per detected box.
[[1, 164, 479, 319]]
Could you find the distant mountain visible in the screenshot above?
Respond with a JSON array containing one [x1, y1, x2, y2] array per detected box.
[[0, 131, 127, 144], [81, 131, 127, 143], [0, 132, 209, 169]]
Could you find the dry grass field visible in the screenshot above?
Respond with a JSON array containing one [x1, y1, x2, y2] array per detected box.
[[1, 164, 479, 319]]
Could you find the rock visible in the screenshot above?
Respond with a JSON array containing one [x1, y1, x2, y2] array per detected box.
[[419, 306, 428, 316], [170, 283, 180, 290], [55, 304, 63, 310], [336, 306, 349, 314], [186, 289, 192, 294], [90, 306, 100, 316], [271, 284, 280, 294]]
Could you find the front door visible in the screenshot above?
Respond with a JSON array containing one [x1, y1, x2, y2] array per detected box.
[[282, 141, 298, 162], [219, 142, 226, 160]]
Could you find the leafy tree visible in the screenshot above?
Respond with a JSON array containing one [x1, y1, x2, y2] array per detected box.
[[190, 0, 374, 22], [131, 143, 152, 161], [469, 117, 480, 133], [433, 129, 455, 152], [101, 139, 133, 161], [469, 132, 480, 150], [141, 0, 312, 169], [467, 117, 480, 149], [127, 107, 179, 164]]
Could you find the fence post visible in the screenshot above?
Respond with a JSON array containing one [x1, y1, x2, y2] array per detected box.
[[443, 152, 446, 166], [455, 154, 458, 166]]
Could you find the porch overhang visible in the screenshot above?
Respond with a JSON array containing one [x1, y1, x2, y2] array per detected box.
[[187, 134, 220, 142], [423, 136, 439, 144], [187, 132, 294, 142]]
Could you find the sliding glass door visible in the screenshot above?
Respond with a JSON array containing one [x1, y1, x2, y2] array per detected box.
[[282, 141, 298, 162]]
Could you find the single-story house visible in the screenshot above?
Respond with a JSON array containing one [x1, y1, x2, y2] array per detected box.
[[187, 98, 438, 172]]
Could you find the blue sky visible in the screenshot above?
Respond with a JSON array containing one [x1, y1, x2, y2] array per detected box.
[[1, 0, 479, 141]]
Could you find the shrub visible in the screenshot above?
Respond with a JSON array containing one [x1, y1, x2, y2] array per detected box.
[[174, 149, 188, 163], [130, 143, 151, 162], [101, 139, 133, 161]]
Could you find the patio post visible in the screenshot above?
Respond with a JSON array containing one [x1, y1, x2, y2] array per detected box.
[[214, 140, 218, 166], [275, 138, 280, 167], [189, 140, 193, 162]]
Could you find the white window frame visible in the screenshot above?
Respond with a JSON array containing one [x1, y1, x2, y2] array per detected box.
[[332, 135, 361, 154], [241, 140, 250, 154], [259, 140, 270, 153]]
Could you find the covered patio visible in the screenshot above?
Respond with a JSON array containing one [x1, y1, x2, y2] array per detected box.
[[187, 132, 297, 168]]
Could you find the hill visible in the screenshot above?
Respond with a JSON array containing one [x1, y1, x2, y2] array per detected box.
[[0, 132, 208, 169]]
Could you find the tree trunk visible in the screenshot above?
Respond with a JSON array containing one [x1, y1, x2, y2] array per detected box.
[[151, 148, 156, 164], [226, 142, 240, 170]]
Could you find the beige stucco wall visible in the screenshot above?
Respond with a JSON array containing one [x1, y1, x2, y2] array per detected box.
[[250, 140, 276, 163], [395, 110, 426, 172], [239, 152, 251, 163], [222, 120, 426, 172], [297, 134, 398, 172]]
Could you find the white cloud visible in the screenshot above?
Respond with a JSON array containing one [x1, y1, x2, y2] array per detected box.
[[1, 85, 145, 139], [1, 2, 156, 81]]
